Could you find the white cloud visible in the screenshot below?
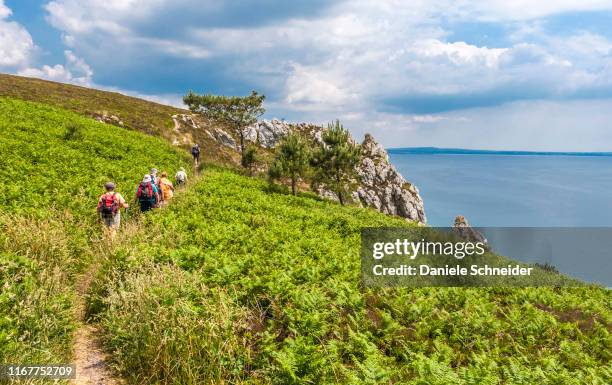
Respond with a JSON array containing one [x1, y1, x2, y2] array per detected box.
[[285, 63, 355, 107], [45, 0, 142, 35], [410, 40, 507, 68], [36, 0, 612, 149], [462, 0, 612, 21], [411, 114, 448, 123], [100, 86, 184, 108], [0, 0, 10, 18], [0, 0, 35, 67], [18, 64, 72, 82], [18, 50, 94, 86]]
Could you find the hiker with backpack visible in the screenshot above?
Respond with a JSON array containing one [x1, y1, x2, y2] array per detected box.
[[175, 167, 187, 187], [150, 168, 159, 185], [191, 144, 201, 166], [159, 171, 174, 206], [150, 167, 163, 203], [136, 174, 160, 212], [97, 182, 129, 238]]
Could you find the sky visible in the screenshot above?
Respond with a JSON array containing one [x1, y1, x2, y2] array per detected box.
[[1, 0, 612, 151]]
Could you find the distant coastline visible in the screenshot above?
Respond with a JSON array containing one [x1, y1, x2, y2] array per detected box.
[[387, 147, 612, 157]]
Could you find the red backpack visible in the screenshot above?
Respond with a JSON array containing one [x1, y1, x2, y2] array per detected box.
[[99, 193, 119, 215], [137, 182, 154, 201]]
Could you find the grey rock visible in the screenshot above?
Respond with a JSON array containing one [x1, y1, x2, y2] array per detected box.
[[243, 125, 258, 143], [204, 129, 216, 141], [244, 119, 290, 148], [93, 112, 124, 126], [172, 114, 199, 132], [213, 128, 237, 149], [353, 134, 426, 223], [452, 215, 488, 246]]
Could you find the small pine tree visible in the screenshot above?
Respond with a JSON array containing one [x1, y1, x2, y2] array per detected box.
[[242, 145, 258, 175], [311, 120, 361, 205], [268, 133, 310, 195]]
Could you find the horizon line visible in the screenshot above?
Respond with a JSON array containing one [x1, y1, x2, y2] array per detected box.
[[387, 146, 612, 157]]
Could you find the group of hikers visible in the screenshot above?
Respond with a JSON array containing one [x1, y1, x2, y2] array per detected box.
[[96, 143, 201, 238], [96, 166, 189, 237]]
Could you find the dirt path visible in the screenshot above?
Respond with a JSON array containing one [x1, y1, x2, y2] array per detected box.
[[72, 324, 119, 385], [71, 262, 121, 385], [194, 158, 200, 175], [172, 116, 181, 132]]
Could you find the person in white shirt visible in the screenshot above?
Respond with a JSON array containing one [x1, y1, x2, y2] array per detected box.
[[175, 167, 187, 187]]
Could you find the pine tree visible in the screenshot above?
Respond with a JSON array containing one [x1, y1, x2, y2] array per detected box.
[[311, 120, 361, 205], [268, 132, 310, 195]]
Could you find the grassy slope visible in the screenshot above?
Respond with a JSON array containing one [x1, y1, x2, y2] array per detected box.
[[0, 74, 243, 168], [90, 169, 611, 385], [0, 97, 192, 362], [0, 74, 182, 137]]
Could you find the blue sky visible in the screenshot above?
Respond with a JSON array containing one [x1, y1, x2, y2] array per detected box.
[[2, 0, 612, 151]]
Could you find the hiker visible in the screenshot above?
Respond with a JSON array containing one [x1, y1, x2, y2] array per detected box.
[[191, 144, 201, 165], [150, 168, 160, 186], [136, 174, 160, 212], [150, 168, 162, 203], [97, 182, 129, 238], [175, 167, 187, 187], [159, 171, 174, 206]]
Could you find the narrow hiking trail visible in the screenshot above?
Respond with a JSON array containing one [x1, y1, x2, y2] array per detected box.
[[72, 261, 121, 385], [72, 325, 119, 385], [70, 166, 201, 384]]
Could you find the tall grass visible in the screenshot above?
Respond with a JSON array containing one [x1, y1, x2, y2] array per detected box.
[[97, 263, 249, 384], [0, 213, 81, 362]]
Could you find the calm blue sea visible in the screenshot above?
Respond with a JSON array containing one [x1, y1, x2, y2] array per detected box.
[[388, 148, 612, 286], [389, 149, 612, 227]]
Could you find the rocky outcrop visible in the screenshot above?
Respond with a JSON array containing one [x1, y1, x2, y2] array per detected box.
[[244, 119, 324, 148], [175, 115, 427, 223], [352, 134, 426, 223], [172, 113, 234, 148], [244, 119, 289, 148], [93, 112, 124, 126], [212, 128, 237, 149], [452, 215, 488, 245], [170, 114, 195, 146]]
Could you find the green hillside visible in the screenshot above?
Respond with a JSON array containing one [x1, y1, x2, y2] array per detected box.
[[0, 91, 610, 385], [0, 74, 182, 137], [88, 169, 611, 385], [0, 97, 192, 363], [0, 74, 245, 168]]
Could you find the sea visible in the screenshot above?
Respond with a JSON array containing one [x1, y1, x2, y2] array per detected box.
[[388, 148, 612, 286]]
